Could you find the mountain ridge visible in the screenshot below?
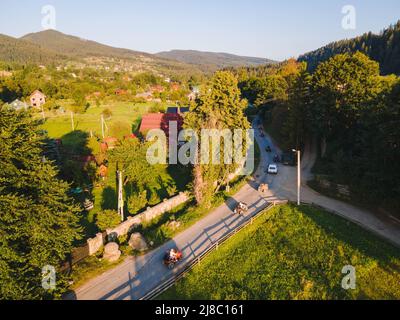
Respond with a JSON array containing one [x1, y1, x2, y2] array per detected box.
[[157, 49, 275, 71]]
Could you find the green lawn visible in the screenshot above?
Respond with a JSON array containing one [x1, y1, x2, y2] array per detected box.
[[40, 101, 162, 139], [159, 204, 400, 300]]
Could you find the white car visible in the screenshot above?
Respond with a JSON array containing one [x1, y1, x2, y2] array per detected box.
[[267, 164, 278, 175]]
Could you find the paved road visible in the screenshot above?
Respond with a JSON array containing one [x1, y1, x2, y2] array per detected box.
[[262, 133, 400, 248], [71, 118, 281, 300], [71, 117, 400, 300]]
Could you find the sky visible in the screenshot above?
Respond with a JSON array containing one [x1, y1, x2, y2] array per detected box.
[[0, 0, 399, 61]]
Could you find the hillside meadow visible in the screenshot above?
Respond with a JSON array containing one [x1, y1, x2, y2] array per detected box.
[[159, 204, 400, 300]]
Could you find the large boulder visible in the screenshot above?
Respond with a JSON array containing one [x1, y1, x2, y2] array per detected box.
[[128, 233, 149, 252], [103, 242, 121, 262]]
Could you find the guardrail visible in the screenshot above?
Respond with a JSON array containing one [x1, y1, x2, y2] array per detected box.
[[140, 199, 288, 300]]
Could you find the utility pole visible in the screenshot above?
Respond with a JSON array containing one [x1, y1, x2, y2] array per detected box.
[[117, 170, 124, 222], [101, 114, 105, 139], [101, 115, 108, 139], [70, 112, 75, 131], [293, 149, 301, 205]]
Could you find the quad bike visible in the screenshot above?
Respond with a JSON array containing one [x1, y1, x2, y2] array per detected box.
[[163, 249, 183, 270], [234, 202, 249, 215]]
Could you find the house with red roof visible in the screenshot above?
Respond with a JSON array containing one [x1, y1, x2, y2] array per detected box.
[[139, 113, 184, 137]]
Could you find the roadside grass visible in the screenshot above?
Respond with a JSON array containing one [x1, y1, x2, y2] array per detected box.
[[158, 204, 400, 300], [68, 243, 135, 291]]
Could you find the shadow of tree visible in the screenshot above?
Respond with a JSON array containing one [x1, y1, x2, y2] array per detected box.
[[101, 186, 118, 210]]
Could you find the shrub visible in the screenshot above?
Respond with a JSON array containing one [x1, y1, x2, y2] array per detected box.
[[148, 191, 161, 206], [102, 108, 112, 119], [109, 121, 131, 140], [96, 210, 121, 231], [127, 190, 148, 215]]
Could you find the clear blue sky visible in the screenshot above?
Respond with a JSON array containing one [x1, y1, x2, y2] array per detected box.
[[0, 0, 399, 61]]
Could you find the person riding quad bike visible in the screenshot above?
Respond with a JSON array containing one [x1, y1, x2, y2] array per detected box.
[[273, 154, 280, 163], [266, 146, 272, 152], [163, 248, 183, 269], [234, 202, 249, 215]]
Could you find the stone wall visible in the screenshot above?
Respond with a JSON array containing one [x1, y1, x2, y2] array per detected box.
[[86, 192, 189, 256]]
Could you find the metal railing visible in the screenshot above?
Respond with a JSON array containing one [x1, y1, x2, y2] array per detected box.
[[139, 200, 288, 300]]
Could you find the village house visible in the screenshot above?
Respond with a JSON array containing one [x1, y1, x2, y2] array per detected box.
[[30, 90, 46, 108], [139, 113, 184, 138], [170, 82, 181, 91], [115, 89, 128, 96], [135, 92, 153, 101], [0, 70, 13, 77], [150, 85, 165, 94]]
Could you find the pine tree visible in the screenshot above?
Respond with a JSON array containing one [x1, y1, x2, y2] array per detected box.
[[0, 108, 81, 299]]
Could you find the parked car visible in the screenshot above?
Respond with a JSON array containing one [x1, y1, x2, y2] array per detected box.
[[267, 164, 278, 174], [282, 152, 296, 166]]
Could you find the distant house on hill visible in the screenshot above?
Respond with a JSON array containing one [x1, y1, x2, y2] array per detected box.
[[139, 113, 184, 137], [30, 90, 46, 108], [170, 83, 181, 91], [0, 70, 12, 78], [9, 99, 29, 111], [150, 85, 165, 93], [115, 89, 128, 96], [135, 92, 153, 101]]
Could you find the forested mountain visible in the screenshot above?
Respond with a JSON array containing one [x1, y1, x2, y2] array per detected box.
[[157, 50, 275, 72], [0, 30, 203, 77], [299, 21, 400, 75], [21, 30, 153, 60], [0, 34, 65, 65]]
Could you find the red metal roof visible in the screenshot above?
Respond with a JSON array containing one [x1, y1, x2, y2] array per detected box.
[[139, 113, 183, 135]]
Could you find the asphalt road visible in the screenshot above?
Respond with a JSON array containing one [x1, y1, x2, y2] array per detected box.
[[71, 117, 400, 300], [71, 118, 280, 300]]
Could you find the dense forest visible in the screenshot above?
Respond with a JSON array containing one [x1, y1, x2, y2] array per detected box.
[[299, 20, 400, 75], [237, 53, 400, 216]]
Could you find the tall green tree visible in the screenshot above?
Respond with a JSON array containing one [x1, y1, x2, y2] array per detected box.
[[0, 108, 81, 299], [185, 71, 250, 206]]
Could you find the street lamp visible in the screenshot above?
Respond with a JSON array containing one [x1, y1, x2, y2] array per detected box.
[[292, 149, 301, 206]]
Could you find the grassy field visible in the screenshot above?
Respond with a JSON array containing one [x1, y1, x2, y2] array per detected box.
[[40, 101, 164, 139], [159, 204, 400, 300]]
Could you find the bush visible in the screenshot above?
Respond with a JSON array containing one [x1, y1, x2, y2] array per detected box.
[[95, 210, 121, 231], [148, 191, 161, 206], [127, 190, 148, 215], [109, 121, 132, 140], [149, 102, 165, 113], [102, 108, 112, 119]]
